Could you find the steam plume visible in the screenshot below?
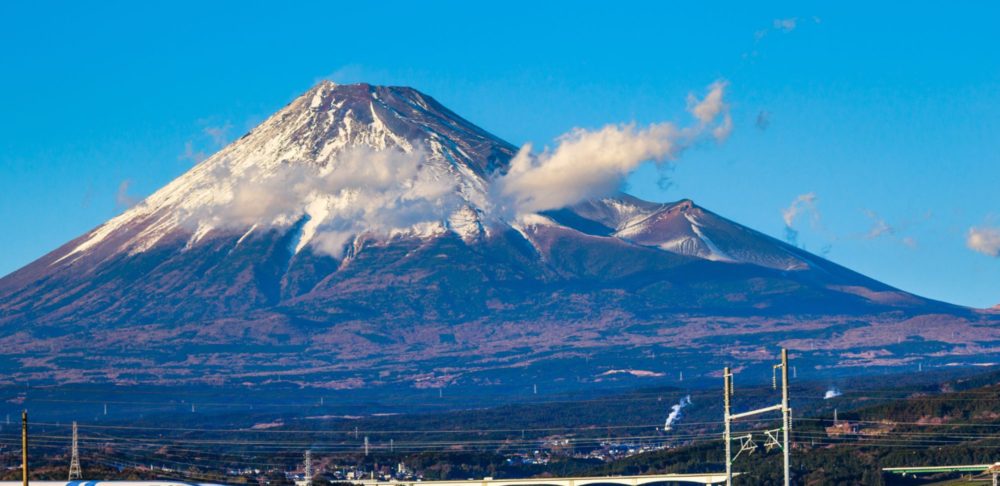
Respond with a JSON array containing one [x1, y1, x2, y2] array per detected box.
[[664, 395, 692, 431]]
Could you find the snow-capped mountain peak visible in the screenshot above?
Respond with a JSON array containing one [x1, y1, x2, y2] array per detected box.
[[48, 82, 856, 277], [55, 82, 518, 264]]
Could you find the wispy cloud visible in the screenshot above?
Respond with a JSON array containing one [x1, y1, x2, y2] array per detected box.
[[967, 226, 1000, 257], [178, 141, 208, 164], [773, 17, 798, 32], [322, 64, 369, 84], [863, 209, 895, 239], [203, 122, 233, 147], [179, 120, 234, 164], [687, 80, 732, 140], [782, 192, 819, 245], [318, 64, 396, 86], [746, 16, 821, 59], [860, 209, 928, 248], [115, 179, 141, 209]]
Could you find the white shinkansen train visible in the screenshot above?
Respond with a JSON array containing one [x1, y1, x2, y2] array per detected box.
[[0, 482, 230, 486]]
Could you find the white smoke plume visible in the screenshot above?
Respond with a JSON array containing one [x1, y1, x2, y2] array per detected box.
[[494, 80, 732, 216], [664, 395, 692, 431], [824, 387, 842, 399]]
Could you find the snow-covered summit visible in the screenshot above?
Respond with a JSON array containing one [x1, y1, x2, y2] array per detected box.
[[55, 82, 519, 264]]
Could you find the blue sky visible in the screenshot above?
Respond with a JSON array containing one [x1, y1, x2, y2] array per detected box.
[[1, 1, 998, 307]]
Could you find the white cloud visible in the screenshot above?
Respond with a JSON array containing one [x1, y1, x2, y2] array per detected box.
[[688, 80, 728, 127], [713, 112, 733, 141], [494, 80, 732, 215], [773, 17, 798, 32], [782, 192, 818, 227], [967, 226, 1000, 257], [781, 192, 818, 245], [184, 145, 461, 258]]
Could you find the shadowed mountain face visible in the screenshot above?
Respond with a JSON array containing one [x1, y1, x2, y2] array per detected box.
[[0, 81, 996, 391]]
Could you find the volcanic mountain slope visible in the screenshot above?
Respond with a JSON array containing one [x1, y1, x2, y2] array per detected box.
[[0, 81, 997, 390]]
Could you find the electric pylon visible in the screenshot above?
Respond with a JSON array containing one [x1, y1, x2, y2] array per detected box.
[[723, 348, 792, 486], [295, 450, 313, 486], [68, 421, 81, 480], [303, 449, 312, 482]]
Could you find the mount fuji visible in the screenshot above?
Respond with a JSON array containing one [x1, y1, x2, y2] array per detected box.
[[0, 81, 996, 391]]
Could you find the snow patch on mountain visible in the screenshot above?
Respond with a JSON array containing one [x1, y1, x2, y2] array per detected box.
[[684, 212, 734, 262]]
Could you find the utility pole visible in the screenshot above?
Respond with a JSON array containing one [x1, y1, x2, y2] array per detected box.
[[781, 349, 790, 486], [68, 421, 81, 480], [723, 349, 792, 486], [723, 367, 732, 486], [21, 410, 28, 486]]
